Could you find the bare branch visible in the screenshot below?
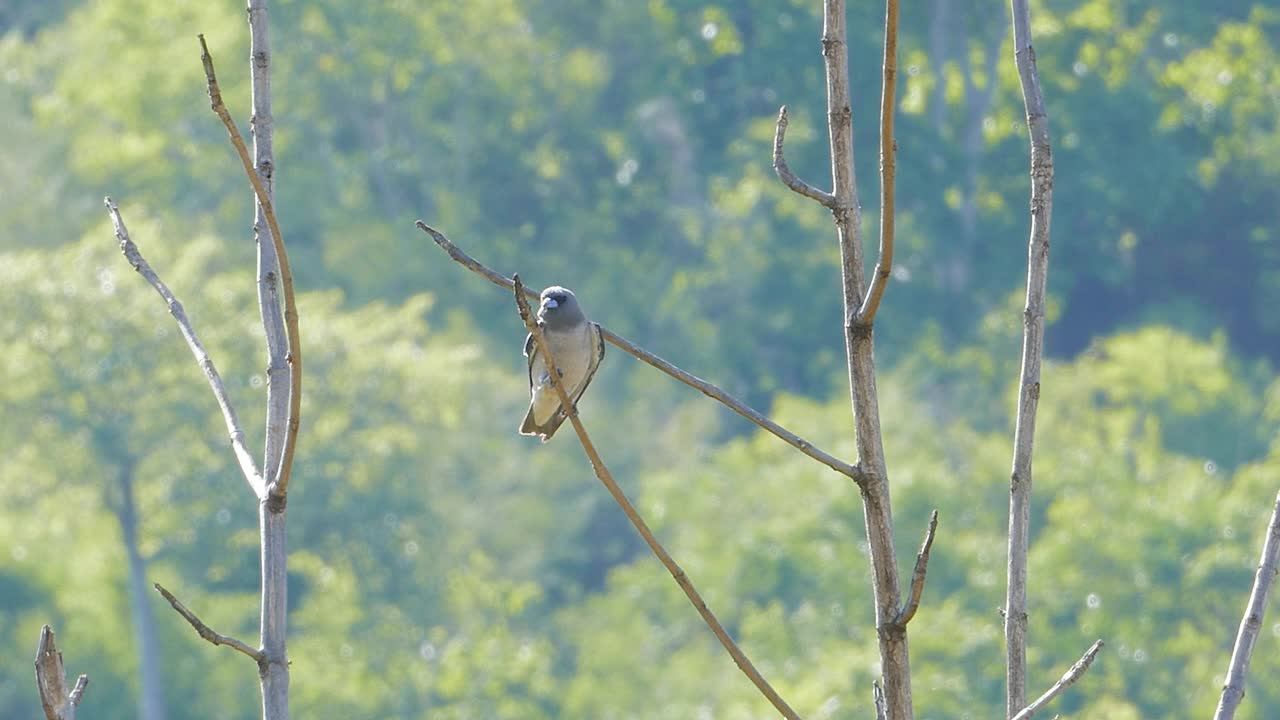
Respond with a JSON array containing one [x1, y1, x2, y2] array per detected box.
[[106, 197, 265, 497], [154, 583, 265, 663], [772, 106, 837, 208], [1010, 640, 1104, 720], [417, 221, 864, 485], [197, 33, 301, 502], [34, 626, 89, 720], [1004, 0, 1056, 713], [68, 676, 88, 709], [853, 0, 898, 327], [512, 274, 802, 720], [1214, 489, 1280, 719], [788, 0, 914, 715], [895, 509, 938, 627]]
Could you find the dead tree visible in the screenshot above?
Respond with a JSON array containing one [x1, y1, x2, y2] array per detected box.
[[422, 0, 1108, 718], [1003, 0, 1103, 717], [105, 2, 301, 718]]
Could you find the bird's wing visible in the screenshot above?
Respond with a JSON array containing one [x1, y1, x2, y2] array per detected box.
[[566, 322, 605, 406], [524, 331, 538, 390]]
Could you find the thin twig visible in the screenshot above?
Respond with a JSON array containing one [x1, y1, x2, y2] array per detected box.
[[35, 625, 88, 720], [68, 676, 89, 708], [853, 0, 898, 327], [772, 106, 837, 208], [895, 510, 938, 627], [416, 221, 864, 485], [1010, 640, 1104, 720], [106, 197, 265, 497], [154, 583, 265, 663], [198, 34, 301, 501], [513, 274, 802, 720], [1214, 489, 1280, 719], [1005, 0, 1056, 713]]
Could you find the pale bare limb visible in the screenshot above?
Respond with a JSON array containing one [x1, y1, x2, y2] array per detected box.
[[513, 274, 802, 720], [1010, 640, 1104, 720], [895, 510, 938, 627], [772, 106, 837, 208], [1214, 489, 1280, 719], [780, 1, 914, 716], [417, 221, 865, 485], [1004, 0, 1056, 713], [154, 583, 265, 663], [853, 0, 898, 327], [197, 32, 301, 502], [35, 626, 89, 720], [106, 197, 265, 497]]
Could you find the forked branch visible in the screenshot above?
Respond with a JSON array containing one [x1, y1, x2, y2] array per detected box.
[[155, 583, 265, 664], [1010, 640, 1104, 720], [197, 34, 301, 501], [512, 274, 802, 720], [34, 626, 89, 720], [418, 221, 864, 485], [106, 197, 265, 497]]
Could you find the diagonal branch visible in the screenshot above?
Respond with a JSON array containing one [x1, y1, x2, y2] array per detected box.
[[154, 583, 265, 663], [512, 274, 802, 720], [895, 509, 938, 627], [853, 0, 899, 327], [1005, 0, 1056, 713], [417, 221, 864, 485], [773, 106, 837, 208], [1214, 489, 1280, 719], [1010, 639, 1104, 720], [106, 197, 265, 497], [198, 34, 301, 501], [34, 625, 89, 720]]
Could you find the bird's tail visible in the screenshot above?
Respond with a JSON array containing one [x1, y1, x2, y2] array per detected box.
[[519, 407, 568, 443]]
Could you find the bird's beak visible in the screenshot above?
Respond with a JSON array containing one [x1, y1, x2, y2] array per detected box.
[[543, 297, 559, 310]]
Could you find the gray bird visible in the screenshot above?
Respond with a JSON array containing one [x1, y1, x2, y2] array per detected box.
[[519, 286, 605, 441]]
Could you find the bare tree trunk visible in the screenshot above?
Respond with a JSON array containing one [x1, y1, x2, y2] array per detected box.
[[116, 469, 168, 720], [246, 2, 291, 717], [1004, 0, 1054, 716], [111, 2, 299, 717], [928, 0, 951, 135], [820, 1, 912, 717], [959, 18, 1006, 242]]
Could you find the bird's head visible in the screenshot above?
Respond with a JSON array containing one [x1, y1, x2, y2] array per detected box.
[[538, 286, 585, 329]]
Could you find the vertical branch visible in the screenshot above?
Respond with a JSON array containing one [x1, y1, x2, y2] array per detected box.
[[855, 0, 899, 326], [821, 0, 911, 716], [241, 1, 301, 503], [1004, 0, 1054, 716], [245, 2, 290, 717], [1214, 490, 1280, 719]]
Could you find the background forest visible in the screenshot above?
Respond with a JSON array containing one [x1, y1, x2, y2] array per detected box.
[[2, 0, 1279, 718]]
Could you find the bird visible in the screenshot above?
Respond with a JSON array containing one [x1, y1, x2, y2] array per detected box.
[[519, 286, 605, 442]]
